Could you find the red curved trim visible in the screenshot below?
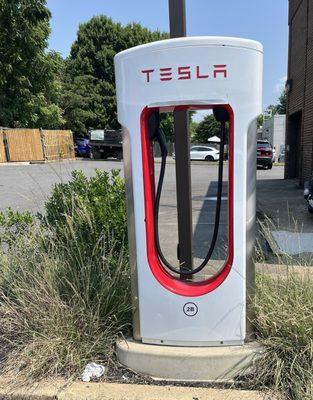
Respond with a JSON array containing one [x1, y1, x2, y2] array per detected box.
[[141, 104, 234, 297]]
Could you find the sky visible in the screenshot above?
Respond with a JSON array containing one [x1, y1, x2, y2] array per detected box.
[[47, 0, 288, 110]]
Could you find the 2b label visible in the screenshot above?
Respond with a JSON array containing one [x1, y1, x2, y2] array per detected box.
[[183, 302, 198, 317]]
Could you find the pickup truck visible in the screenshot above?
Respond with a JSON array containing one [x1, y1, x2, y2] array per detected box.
[[89, 129, 123, 160]]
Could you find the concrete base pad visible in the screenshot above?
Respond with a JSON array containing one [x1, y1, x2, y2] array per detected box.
[[117, 339, 264, 382]]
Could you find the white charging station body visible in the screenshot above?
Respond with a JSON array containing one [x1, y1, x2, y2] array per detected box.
[[114, 37, 263, 346]]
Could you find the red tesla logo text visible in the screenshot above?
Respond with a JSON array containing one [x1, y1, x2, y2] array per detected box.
[[141, 65, 227, 83]]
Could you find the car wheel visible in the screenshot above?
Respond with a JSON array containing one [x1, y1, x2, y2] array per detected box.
[[268, 163, 273, 170], [205, 155, 214, 161]]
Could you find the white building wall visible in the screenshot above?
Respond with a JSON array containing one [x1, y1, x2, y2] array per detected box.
[[262, 114, 286, 155]]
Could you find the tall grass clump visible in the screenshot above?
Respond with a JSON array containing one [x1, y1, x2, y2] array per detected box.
[[0, 170, 132, 379], [253, 271, 313, 400]]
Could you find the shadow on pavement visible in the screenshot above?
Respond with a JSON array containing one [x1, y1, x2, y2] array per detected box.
[[256, 178, 311, 232], [192, 181, 228, 261]]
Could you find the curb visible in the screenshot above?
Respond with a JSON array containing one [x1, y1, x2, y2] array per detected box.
[[30, 158, 77, 164], [0, 379, 274, 400], [0, 161, 31, 166]]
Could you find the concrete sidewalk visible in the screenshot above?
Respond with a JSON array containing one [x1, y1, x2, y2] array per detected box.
[[0, 378, 274, 400], [256, 177, 311, 232], [256, 177, 313, 261]]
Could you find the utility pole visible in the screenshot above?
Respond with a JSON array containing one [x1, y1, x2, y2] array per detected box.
[[168, 0, 193, 277]]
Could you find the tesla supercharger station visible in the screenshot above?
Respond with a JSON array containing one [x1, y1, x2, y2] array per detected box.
[[114, 37, 263, 347]]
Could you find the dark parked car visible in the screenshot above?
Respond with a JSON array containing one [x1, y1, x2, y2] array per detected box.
[[74, 138, 91, 158], [257, 140, 273, 169]]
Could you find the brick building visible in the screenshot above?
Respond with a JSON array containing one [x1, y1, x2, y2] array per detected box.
[[285, 0, 313, 184]]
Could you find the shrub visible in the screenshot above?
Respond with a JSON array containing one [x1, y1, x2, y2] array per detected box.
[[253, 272, 313, 400], [0, 208, 33, 247], [40, 169, 127, 256]]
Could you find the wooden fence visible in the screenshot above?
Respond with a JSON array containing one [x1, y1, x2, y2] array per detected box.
[[0, 128, 74, 163], [0, 130, 6, 163], [42, 130, 74, 160], [5, 129, 44, 161]]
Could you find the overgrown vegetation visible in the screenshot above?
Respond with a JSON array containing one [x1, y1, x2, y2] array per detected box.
[[0, 170, 131, 379], [0, 207, 34, 247], [253, 272, 313, 400], [0, 170, 312, 400]]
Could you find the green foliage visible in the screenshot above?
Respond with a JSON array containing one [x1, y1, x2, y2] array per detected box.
[[159, 111, 197, 142], [193, 114, 222, 143], [189, 120, 199, 139], [160, 113, 174, 142], [275, 89, 287, 114], [40, 169, 127, 256], [0, 207, 33, 247], [265, 89, 287, 119], [63, 16, 168, 135], [253, 272, 313, 400], [0, 4, 168, 133], [0, 0, 64, 128]]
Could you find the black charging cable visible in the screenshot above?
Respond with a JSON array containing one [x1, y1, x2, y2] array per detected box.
[[151, 109, 228, 276]]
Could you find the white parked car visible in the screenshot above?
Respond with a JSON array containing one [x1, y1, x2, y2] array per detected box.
[[172, 146, 220, 161]]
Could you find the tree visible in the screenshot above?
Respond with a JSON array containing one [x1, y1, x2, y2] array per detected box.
[[160, 113, 174, 142], [275, 89, 287, 114], [63, 16, 168, 135], [189, 121, 199, 139], [264, 89, 287, 119], [158, 111, 196, 142], [193, 114, 222, 144], [0, 0, 64, 128], [257, 114, 263, 129]]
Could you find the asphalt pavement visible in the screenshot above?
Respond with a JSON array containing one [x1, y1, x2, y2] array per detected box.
[[0, 159, 291, 271]]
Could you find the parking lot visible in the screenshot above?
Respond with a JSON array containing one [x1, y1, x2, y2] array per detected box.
[[0, 159, 284, 209], [0, 159, 293, 267]]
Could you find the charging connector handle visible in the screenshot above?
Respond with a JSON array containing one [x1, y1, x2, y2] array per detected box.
[[153, 110, 227, 276]]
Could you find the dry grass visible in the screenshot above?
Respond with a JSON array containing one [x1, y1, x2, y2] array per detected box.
[[0, 208, 132, 380], [252, 272, 313, 399], [252, 220, 313, 399]]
